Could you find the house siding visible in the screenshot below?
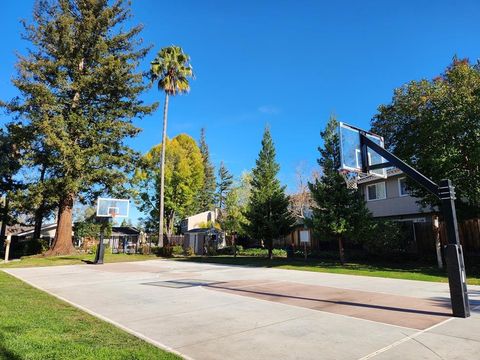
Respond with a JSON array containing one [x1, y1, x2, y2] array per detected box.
[[361, 175, 434, 219], [181, 210, 218, 233]]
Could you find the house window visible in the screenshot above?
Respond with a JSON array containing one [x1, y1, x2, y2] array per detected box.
[[367, 182, 386, 201], [398, 177, 409, 196]]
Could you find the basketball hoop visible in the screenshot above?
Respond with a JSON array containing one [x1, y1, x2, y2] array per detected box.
[[339, 169, 356, 189], [109, 208, 117, 219], [96, 197, 129, 218]]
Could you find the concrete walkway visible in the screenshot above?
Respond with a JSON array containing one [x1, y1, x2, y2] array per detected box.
[[4, 260, 480, 360]]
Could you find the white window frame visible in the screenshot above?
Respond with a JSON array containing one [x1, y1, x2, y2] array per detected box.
[[366, 182, 386, 201], [398, 177, 409, 197]]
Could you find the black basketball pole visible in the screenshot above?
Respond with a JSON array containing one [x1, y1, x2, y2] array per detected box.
[[94, 217, 110, 265], [360, 134, 470, 318]]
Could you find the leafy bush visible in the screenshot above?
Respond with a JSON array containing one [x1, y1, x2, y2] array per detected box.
[[216, 245, 244, 255], [184, 247, 194, 256], [237, 247, 287, 258], [363, 220, 411, 256], [205, 246, 217, 256], [171, 245, 184, 256], [155, 246, 173, 257], [89, 244, 97, 255]]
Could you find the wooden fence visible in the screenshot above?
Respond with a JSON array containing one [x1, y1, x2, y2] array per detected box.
[[167, 235, 185, 246], [415, 218, 480, 254]]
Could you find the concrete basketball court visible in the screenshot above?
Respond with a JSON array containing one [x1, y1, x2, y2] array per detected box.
[[4, 260, 480, 359]]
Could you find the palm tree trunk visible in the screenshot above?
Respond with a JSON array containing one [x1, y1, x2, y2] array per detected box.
[[338, 236, 345, 265], [158, 92, 169, 247]]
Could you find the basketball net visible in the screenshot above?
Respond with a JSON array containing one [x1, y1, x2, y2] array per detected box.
[[108, 208, 117, 219], [339, 169, 368, 190]]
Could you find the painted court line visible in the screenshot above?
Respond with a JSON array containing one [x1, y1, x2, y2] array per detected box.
[[357, 317, 454, 360], [358, 302, 480, 360]]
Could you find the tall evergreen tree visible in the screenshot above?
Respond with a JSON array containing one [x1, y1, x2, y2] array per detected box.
[[245, 127, 294, 259], [217, 161, 233, 210], [4, 0, 156, 255], [197, 128, 216, 211], [0, 124, 23, 250], [308, 116, 372, 264]]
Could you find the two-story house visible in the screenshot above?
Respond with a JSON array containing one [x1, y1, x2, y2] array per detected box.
[[357, 168, 436, 223]]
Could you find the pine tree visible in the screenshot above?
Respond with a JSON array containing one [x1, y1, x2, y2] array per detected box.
[[217, 161, 233, 210], [197, 128, 216, 212], [308, 116, 372, 264], [0, 124, 23, 250], [245, 127, 294, 259], [4, 0, 156, 255]]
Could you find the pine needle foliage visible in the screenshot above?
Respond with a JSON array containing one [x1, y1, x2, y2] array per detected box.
[[245, 127, 294, 259], [307, 116, 372, 264], [197, 128, 216, 212]]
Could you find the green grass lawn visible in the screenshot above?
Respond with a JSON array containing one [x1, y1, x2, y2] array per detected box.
[[0, 271, 180, 360], [0, 252, 159, 269], [176, 256, 480, 286]]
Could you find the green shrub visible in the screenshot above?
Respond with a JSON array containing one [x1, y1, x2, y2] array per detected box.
[[171, 245, 184, 256], [272, 248, 287, 258], [184, 247, 194, 256], [363, 220, 411, 256], [207, 246, 217, 256], [237, 247, 287, 258], [155, 246, 173, 257]]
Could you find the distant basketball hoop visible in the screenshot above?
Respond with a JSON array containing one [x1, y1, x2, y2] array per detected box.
[[96, 197, 129, 218], [94, 197, 129, 265]]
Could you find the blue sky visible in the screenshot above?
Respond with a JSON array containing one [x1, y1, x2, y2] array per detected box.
[[1, 1, 479, 222]]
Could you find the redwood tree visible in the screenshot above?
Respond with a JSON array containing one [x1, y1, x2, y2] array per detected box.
[[4, 0, 155, 255]]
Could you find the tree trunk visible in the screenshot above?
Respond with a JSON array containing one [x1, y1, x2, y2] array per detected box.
[[158, 92, 169, 247], [233, 233, 237, 258], [33, 207, 44, 241], [338, 236, 345, 265], [267, 239, 273, 260], [33, 165, 47, 240], [45, 194, 75, 256], [0, 196, 9, 251]]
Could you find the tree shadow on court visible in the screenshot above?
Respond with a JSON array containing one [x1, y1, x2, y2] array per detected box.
[[176, 256, 480, 284], [205, 282, 452, 318]]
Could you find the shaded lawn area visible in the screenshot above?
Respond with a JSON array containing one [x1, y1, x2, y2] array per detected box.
[[0, 253, 159, 269], [0, 271, 180, 360], [175, 256, 480, 286]]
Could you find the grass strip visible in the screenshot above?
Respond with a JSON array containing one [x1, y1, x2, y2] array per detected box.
[[0, 271, 181, 360]]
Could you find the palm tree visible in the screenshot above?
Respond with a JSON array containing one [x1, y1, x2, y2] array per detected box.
[[150, 46, 193, 247]]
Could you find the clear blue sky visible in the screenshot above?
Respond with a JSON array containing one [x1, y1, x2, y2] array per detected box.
[[1, 1, 479, 221]]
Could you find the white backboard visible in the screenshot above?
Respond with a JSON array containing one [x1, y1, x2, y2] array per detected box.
[[338, 122, 387, 178], [96, 197, 130, 218]]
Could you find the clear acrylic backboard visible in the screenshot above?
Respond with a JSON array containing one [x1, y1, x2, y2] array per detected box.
[[96, 197, 130, 218], [338, 122, 387, 178]]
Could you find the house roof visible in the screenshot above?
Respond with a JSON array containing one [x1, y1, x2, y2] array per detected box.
[[357, 168, 403, 185], [13, 223, 58, 237], [111, 226, 140, 236], [184, 227, 220, 234]]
